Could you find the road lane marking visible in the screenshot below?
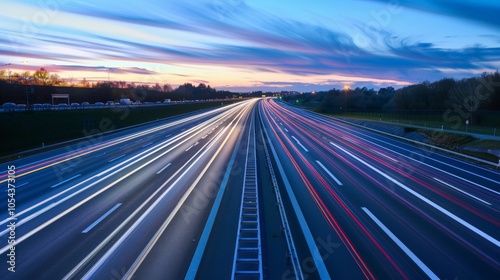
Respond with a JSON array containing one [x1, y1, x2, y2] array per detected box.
[[331, 142, 500, 247], [108, 154, 125, 163], [201, 134, 208, 139], [185, 145, 194, 152], [4, 182, 29, 192], [156, 163, 171, 174], [60, 164, 76, 171], [315, 160, 343, 185], [82, 203, 122, 233], [291, 136, 309, 152], [284, 128, 289, 132], [141, 142, 153, 148], [94, 152, 106, 158], [362, 207, 439, 280], [371, 149, 398, 162], [50, 174, 81, 188], [434, 178, 491, 206]]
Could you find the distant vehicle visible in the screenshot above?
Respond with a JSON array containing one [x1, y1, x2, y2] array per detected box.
[[155, 101, 161, 104], [106, 101, 114, 106], [119, 98, 132, 105], [164, 99, 171, 103], [81, 102, 90, 106], [94, 102, 104, 106], [57, 103, 68, 109], [32, 104, 43, 110], [71, 102, 80, 107], [2, 102, 16, 111], [42, 103, 52, 109]]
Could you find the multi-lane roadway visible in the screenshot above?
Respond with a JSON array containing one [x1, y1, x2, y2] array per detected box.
[[0, 98, 498, 279]]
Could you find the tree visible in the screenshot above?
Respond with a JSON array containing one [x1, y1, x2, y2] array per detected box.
[[0, 69, 6, 81], [49, 73, 64, 86], [163, 84, 173, 92], [33, 68, 50, 85]]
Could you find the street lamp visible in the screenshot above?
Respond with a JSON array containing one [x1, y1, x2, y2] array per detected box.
[[343, 85, 350, 115]]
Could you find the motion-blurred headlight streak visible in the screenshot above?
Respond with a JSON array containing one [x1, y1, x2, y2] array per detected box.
[[0, 102, 244, 183], [80, 99, 255, 280], [0, 106, 233, 229], [0, 102, 251, 250]]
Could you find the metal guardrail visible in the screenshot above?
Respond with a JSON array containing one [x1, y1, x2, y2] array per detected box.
[[327, 116, 499, 168], [259, 116, 303, 279]]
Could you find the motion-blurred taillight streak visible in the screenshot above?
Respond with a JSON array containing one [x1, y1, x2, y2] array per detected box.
[[263, 98, 500, 270], [261, 101, 414, 279]]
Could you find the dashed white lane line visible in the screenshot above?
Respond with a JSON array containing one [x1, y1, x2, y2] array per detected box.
[[315, 160, 343, 185], [362, 207, 439, 280], [156, 163, 172, 174], [291, 136, 309, 152], [50, 174, 81, 189], [82, 203, 122, 233], [434, 178, 491, 206]]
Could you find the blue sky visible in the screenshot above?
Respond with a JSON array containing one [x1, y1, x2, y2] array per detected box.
[[1, 0, 499, 92]]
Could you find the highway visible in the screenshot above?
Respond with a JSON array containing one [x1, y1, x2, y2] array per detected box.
[[257, 98, 499, 279], [0, 99, 257, 279], [0, 97, 498, 279]]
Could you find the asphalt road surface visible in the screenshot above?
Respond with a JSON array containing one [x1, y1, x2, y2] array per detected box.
[[0, 98, 498, 279]]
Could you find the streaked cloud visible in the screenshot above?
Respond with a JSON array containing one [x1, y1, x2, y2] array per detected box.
[[1, 0, 499, 91]]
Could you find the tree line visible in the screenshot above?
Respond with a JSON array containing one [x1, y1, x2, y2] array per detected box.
[[284, 71, 500, 112]]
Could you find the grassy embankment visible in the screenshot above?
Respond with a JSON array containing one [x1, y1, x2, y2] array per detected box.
[[0, 102, 227, 159], [324, 111, 500, 163]]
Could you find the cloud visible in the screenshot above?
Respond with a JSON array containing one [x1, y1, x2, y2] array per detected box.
[[362, 0, 500, 29], [1, 0, 499, 90]]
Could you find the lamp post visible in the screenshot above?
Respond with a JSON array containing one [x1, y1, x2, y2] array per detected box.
[[343, 85, 350, 115]]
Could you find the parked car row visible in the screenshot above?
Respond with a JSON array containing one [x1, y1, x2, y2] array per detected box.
[[1, 99, 218, 112]]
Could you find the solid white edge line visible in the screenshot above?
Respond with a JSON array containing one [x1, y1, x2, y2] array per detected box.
[[434, 178, 491, 206], [315, 160, 343, 185], [50, 174, 81, 188], [82, 203, 122, 233], [361, 207, 439, 280], [156, 163, 172, 174], [331, 142, 500, 247], [262, 110, 330, 279]]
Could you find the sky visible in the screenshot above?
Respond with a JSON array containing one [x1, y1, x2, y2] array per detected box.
[[1, 0, 499, 92]]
